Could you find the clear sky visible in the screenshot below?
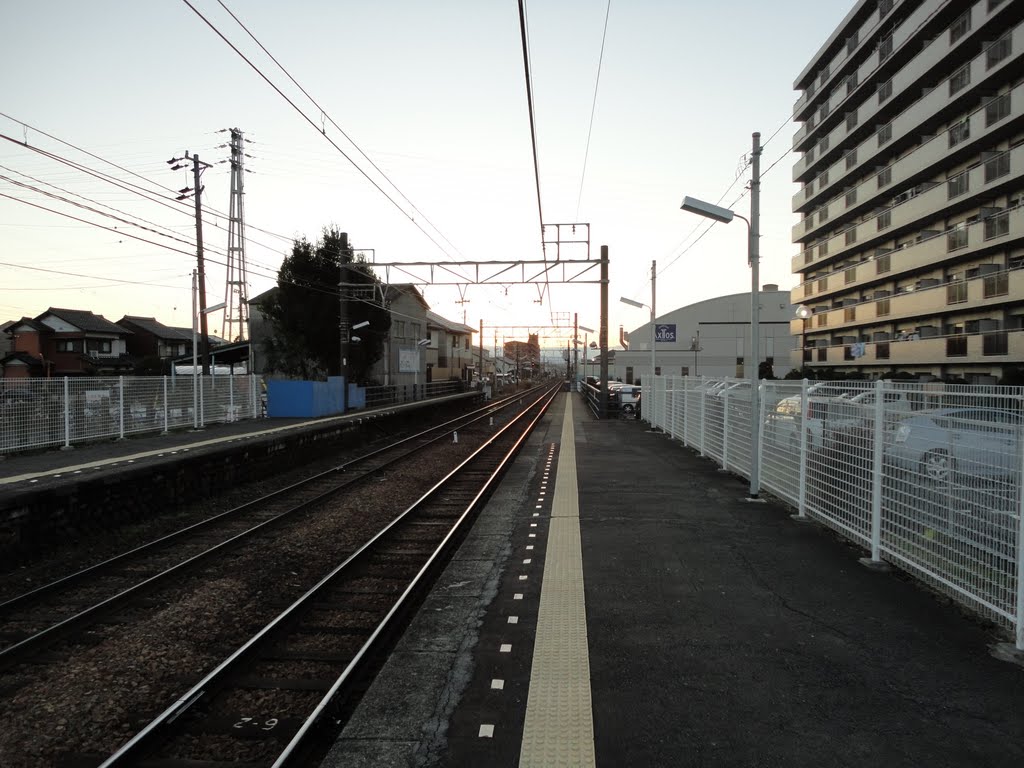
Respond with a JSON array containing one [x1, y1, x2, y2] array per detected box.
[[0, 0, 853, 350]]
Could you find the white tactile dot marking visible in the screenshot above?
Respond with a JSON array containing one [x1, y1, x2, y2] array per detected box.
[[519, 575, 528, 581], [528, 533, 536, 538], [523, 559, 532, 564], [491, 679, 505, 690], [500, 643, 512, 653], [519, 396, 595, 768], [514, 593, 524, 600], [508, 616, 519, 624], [479, 724, 495, 738]]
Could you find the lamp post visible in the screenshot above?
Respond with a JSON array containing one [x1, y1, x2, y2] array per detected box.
[[680, 131, 762, 499], [687, 331, 703, 376], [620, 260, 657, 388], [578, 324, 595, 388], [795, 305, 811, 369]]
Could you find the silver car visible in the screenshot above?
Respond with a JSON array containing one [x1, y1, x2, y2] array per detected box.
[[886, 407, 1023, 482]]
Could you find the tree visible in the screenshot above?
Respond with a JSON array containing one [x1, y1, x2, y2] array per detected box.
[[261, 227, 389, 381]]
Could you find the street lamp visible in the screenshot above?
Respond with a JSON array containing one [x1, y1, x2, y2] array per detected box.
[[578, 324, 595, 385], [795, 305, 811, 368], [620, 260, 657, 390], [687, 331, 703, 376], [680, 134, 762, 501]]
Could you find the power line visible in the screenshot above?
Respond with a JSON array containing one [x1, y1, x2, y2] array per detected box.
[[178, 0, 464, 267], [575, 0, 612, 221], [517, 0, 549, 305], [212, 0, 467, 263]]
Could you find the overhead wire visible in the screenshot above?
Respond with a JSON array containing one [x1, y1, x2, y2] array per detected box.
[[516, 0, 550, 306], [574, 0, 612, 222], [178, 0, 467, 271]]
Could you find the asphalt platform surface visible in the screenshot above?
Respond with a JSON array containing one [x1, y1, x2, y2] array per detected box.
[[328, 393, 1024, 768]]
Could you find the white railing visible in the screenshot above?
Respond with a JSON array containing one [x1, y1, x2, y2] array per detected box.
[[644, 375, 1024, 650], [0, 375, 261, 454]]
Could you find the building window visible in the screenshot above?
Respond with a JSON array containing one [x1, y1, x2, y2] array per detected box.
[[984, 211, 1010, 240], [989, 0, 1006, 10], [846, 188, 858, 206], [411, 322, 421, 339], [817, 276, 828, 292], [948, 119, 970, 147], [947, 170, 969, 198], [844, 307, 857, 322], [878, 210, 891, 230], [845, 228, 857, 245], [949, 64, 971, 95], [947, 336, 968, 356], [845, 149, 857, 170], [878, 34, 893, 60], [987, 31, 1011, 69], [55, 340, 81, 353], [949, 11, 971, 44], [946, 280, 968, 304], [876, 253, 891, 274], [847, 33, 859, 55], [819, 240, 829, 256], [876, 342, 890, 359], [877, 166, 892, 188], [986, 93, 1010, 127], [984, 150, 1010, 182], [947, 224, 968, 252], [845, 266, 857, 283], [876, 298, 890, 316], [816, 313, 829, 328], [817, 347, 828, 362], [85, 339, 112, 354], [877, 78, 893, 103], [983, 271, 1009, 296], [879, 0, 894, 18], [984, 331, 1008, 355], [804, 250, 814, 265], [818, 170, 829, 190], [846, 110, 858, 130], [819, 206, 829, 223], [819, 135, 830, 153], [877, 123, 893, 146]]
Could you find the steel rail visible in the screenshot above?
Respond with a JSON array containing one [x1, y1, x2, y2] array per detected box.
[[0, 387, 541, 670], [98, 383, 560, 767]]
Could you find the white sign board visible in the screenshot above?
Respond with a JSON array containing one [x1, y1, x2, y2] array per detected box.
[[398, 347, 421, 374]]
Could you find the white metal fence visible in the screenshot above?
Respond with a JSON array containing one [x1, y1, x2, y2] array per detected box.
[[642, 375, 1024, 650], [0, 375, 261, 454]]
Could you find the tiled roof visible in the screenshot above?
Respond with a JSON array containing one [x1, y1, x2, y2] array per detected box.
[[40, 308, 129, 334], [117, 316, 192, 340], [426, 310, 474, 334]]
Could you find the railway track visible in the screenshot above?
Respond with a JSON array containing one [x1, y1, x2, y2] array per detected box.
[[0, 387, 541, 673], [96, 382, 559, 766]]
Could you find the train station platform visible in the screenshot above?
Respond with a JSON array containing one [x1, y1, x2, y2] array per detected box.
[[327, 392, 1024, 768]]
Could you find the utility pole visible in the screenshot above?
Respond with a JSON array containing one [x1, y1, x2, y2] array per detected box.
[[599, 245, 609, 418], [749, 131, 763, 498], [169, 151, 213, 375], [222, 127, 249, 343], [573, 312, 579, 386], [338, 231, 351, 390], [479, 318, 484, 391]]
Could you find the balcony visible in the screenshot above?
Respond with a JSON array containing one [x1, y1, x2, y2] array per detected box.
[[791, 0, 981, 159], [793, 12, 1023, 208], [800, 328, 1024, 367], [793, 142, 1024, 279]]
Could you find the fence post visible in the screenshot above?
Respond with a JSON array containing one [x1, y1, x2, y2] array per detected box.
[[251, 374, 258, 418], [162, 376, 169, 433], [1016, 418, 1024, 650], [229, 374, 235, 421], [722, 387, 730, 471], [796, 378, 809, 518], [200, 375, 206, 428], [699, 381, 706, 457], [757, 381, 767, 488], [62, 376, 71, 450], [865, 378, 885, 565], [118, 375, 125, 439]]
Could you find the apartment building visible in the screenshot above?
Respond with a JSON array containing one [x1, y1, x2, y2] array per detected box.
[[792, 0, 1024, 383]]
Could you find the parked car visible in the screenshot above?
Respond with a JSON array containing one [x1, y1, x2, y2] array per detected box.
[[885, 407, 1023, 482], [829, 388, 915, 428], [617, 385, 642, 414]]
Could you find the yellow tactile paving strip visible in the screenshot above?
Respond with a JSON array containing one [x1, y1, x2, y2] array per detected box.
[[519, 395, 596, 768]]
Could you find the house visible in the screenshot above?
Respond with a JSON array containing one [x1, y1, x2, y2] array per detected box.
[[116, 316, 193, 366], [425, 310, 476, 383], [1, 308, 133, 378], [369, 284, 430, 386]]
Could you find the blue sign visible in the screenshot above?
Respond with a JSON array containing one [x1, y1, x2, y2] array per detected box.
[[655, 324, 676, 343]]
